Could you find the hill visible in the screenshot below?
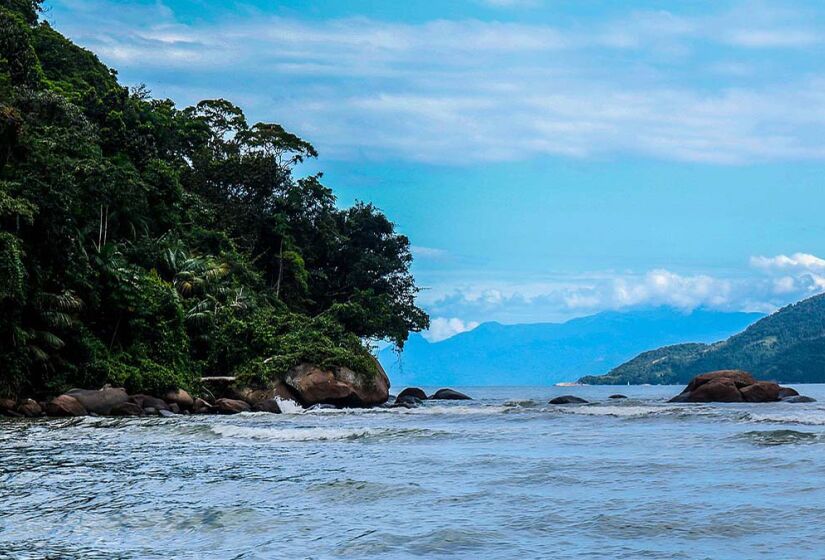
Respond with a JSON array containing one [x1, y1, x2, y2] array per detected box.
[[379, 308, 763, 386], [582, 294, 825, 385]]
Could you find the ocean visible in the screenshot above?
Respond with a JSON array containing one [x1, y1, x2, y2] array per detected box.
[[3, 385, 825, 559]]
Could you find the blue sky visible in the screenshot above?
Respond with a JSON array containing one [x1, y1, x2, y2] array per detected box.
[[43, 0, 825, 340]]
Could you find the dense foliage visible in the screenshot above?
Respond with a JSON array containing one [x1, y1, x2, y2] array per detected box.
[[581, 294, 825, 385], [0, 1, 428, 397]]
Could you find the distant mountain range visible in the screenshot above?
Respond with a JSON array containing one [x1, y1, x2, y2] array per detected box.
[[582, 294, 825, 385], [379, 308, 764, 387]]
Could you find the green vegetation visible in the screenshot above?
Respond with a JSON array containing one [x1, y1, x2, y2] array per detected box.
[[581, 294, 825, 385], [0, 1, 428, 398]]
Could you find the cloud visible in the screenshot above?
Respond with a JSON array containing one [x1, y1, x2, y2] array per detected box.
[[750, 252, 825, 270], [46, 1, 825, 165], [423, 317, 480, 342], [411, 246, 449, 260]]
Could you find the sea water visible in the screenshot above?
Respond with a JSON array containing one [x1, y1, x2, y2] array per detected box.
[[3, 385, 825, 559]]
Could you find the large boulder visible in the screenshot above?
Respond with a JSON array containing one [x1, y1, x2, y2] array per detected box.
[[17, 399, 42, 417], [66, 387, 128, 414], [284, 361, 390, 407], [45, 395, 87, 417], [670, 370, 796, 403], [429, 388, 472, 400], [214, 398, 251, 414], [163, 389, 194, 411], [549, 395, 588, 405], [397, 387, 428, 401], [253, 399, 283, 414]]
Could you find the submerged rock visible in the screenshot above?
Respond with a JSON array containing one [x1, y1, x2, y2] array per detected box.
[[608, 394, 628, 399], [45, 395, 87, 417], [778, 387, 800, 398], [214, 398, 251, 414], [549, 395, 588, 405], [66, 387, 128, 415], [285, 359, 390, 407], [158, 409, 176, 418], [429, 388, 472, 400], [670, 370, 798, 403], [397, 387, 427, 401], [782, 395, 817, 403], [395, 394, 423, 407]]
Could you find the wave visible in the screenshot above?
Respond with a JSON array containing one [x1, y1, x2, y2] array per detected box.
[[736, 429, 820, 446], [208, 424, 444, 442]]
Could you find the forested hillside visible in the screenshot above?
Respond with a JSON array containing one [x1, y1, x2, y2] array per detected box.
[[0, 0, 427, 398], [582, 294, 825, 385]]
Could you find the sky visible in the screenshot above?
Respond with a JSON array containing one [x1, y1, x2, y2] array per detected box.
[[42, 0, 825, 341]]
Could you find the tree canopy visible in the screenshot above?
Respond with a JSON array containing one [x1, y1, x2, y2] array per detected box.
[[0, 1, 428, 397]]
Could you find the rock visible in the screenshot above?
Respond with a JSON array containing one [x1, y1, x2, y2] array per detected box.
[[308, 403, 337, 410], [549, 395, 588, 405], [66, 387, 128, 414], [143, 407, 158, 416], [395, 394, 422, 407], [234, 382, 299, 407], [200, 376, 237, 400], [778, 387, 800, 398], [163, 388, 194, 410], [740, 381, 781, 403], [429, 388, 472, 400], [158, 409, 176, 418], [669, 370, 796, 403], [129, 394, 170, 411], [285, 361, 390, 407], [391, 402, 418, 409], [110, 402, 144, 416], [253, 399, 283, 414], [192, 398, 215, 414], [608, 394, 628, 399], [0, 398, 17, 415], [17, 399, 42, 417], [397, 387, 428, 401], [45, 395, 87, 417], [214, 398, 251, 414], [782, 395, 817, 403], [168, 402, 181, 414]]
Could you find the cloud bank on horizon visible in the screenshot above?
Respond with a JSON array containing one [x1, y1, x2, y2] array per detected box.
[[43, 0, 825, 341]]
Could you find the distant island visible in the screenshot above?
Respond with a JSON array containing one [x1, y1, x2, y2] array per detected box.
[[380, 308, 763, 386], [581, 293, 825, 385]]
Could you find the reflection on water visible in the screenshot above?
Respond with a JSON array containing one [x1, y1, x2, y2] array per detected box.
[[3, 385, 825, 559]]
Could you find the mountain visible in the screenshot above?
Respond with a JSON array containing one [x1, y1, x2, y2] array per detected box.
[[582, 294, 825, 385], [379, 308, 764, 387]]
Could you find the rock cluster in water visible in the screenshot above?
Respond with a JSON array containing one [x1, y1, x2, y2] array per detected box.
[[669, 370, 814, 403], [0, 360, 394, 418], [390, 387, 472, 408]]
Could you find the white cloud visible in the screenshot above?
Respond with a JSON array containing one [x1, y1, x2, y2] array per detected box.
[[750, 252, 825, 270], [411, 246, 449, 259], [47, 1, 825, 165], [423, 317, 480, 342]]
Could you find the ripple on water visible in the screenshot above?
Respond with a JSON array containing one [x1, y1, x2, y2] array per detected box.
[[736, 429, 820, 446]]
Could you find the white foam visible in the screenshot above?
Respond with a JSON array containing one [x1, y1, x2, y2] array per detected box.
[[210, 424, 378, 442], [746, 410, 825, 426], [274, 397, 304, 415]]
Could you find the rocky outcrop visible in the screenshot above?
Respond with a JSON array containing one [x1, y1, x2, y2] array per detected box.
[[285, 362, 390, 407], [429, 388, 472, 400], [66, 387, 128, 414], [670, 370, 801, 403], [45, 395, 87, 417], [549, 395, 588, 405]]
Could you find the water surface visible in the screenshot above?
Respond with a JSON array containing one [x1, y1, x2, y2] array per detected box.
[[3, 385, 825, 559]]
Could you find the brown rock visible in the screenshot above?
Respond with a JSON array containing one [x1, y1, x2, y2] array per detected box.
[[129, 394, 170, 411], [66, 387, 128, 414], [685, 370, 756, 393], [234, 382, 298, 406], [45, 395, 87, 417], [741, 381, 781, 403], [285, 360, 390, 407], [778, 387, 800, 398], [214, 398, 251, 414], [253, 399, 283, 414], [397, 387, 428, 401], [192, 398, 215, 414], [163, 388, 194, 410], [0, 398, 17, 414], [687, 378, 744, 403], [17, 399, 42, 417], [110, 402, 144, 416], [168, 402, 181, 414]]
